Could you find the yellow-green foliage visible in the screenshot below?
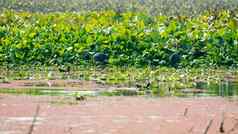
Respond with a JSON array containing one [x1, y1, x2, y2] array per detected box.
[[0, 10, 237, 67]]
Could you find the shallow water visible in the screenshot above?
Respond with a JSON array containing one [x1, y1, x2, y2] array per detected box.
[[196, 81, 238, 97], [154, 80, 238, 97], [0, 80, 237, 97]]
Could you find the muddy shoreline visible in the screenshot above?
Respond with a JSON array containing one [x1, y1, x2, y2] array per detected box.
[[1, 95, 238, 134]]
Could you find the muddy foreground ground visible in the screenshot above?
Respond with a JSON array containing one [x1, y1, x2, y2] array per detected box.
[[1, 94, 238, 134]]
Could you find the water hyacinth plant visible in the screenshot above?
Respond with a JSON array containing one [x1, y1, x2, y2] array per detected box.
[[0, 9, 237, 67]]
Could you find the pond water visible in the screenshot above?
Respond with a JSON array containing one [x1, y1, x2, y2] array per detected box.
[[172, 80, 238, 97], [0, 80, 237, 97]]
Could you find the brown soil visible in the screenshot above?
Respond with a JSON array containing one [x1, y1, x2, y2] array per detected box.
[[1, 94, 238, 134]]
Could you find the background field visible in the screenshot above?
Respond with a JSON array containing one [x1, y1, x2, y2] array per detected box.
[[0, 0, 238, 16]]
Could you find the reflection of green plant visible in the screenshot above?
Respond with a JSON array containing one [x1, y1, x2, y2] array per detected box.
[[0, 77, 9, 83], [100, 90, 139, 96]]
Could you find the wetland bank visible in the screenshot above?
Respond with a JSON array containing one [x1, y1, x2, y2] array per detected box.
[[1, 67, 238, 134], [0, 67, 238, 97]]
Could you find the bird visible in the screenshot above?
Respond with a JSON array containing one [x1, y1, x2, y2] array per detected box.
[[93, 53, 109, 64], [75, 96, 86, 101], [145, 80, 151, 89], [58, 66, 70, 73], [169, 52, 181, 67], [58, 66, 71, 79], [47, 81, 52, 87], [135, 82, 142, 89]]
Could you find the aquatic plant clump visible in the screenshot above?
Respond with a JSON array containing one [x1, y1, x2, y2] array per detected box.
[[0, 10, 237, 67]]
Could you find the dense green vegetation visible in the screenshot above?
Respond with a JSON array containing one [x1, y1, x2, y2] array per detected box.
[[0, 10, 237, 67]]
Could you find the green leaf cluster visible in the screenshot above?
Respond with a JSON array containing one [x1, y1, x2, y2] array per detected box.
[[0, 10, 237, 67]]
